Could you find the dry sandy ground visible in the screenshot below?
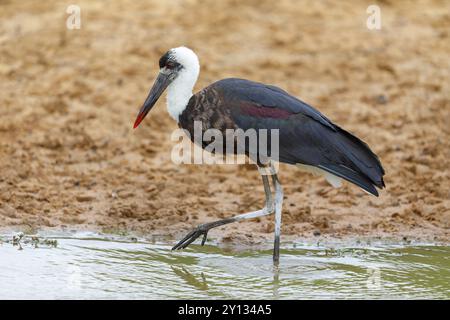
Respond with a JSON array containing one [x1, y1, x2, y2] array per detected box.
[[0, 0, 449, 244]]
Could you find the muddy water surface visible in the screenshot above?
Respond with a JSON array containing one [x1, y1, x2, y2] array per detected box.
[[0, 234, 448, 299]]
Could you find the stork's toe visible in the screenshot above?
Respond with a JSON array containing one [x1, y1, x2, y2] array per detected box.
[[172, 225, 209, 250]]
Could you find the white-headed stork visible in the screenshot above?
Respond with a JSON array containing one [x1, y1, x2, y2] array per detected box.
[[133, 46, 385, 263]]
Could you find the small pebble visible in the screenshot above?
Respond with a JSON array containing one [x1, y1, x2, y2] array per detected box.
[[376, 94, 388, 104]]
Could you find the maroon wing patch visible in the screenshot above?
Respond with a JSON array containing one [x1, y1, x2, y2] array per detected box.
[[240, 103, 292, 119]]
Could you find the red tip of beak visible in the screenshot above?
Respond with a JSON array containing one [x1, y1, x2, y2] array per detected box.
[[133, 113, 145, 129]]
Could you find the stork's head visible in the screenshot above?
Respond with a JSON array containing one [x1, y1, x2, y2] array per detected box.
[[133, 46, 200, 128]]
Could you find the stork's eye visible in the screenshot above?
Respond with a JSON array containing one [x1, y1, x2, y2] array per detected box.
[[166, 62, 176, 69]]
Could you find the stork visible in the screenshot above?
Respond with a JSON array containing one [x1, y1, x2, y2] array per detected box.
[[133, 46, 385, 263]]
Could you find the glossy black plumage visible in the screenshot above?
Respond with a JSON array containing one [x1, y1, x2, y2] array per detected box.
[[180, 78, 385, 196]]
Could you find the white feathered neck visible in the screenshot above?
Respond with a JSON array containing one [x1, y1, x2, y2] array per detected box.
[[166, 47, 200, 121]]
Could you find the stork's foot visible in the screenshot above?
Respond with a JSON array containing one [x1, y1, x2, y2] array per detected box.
[[172, 223, 211, 250], [172, 218, 235, 250]]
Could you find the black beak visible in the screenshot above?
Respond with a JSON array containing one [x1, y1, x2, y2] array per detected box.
[[133, 72, 171, 128]]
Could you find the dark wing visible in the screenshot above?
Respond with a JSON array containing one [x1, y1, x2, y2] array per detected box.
[[213, 78, 385, 196]]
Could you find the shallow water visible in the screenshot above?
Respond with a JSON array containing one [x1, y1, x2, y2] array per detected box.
[[0, 234, 448, 299]]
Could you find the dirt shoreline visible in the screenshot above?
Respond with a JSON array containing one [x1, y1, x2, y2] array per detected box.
[[0, 1, 448, 244]]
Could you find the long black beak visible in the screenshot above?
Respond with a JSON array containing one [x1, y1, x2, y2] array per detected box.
[[133, 72, 171, 128]]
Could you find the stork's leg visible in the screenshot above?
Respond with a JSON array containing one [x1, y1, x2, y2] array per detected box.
[[172, 170, 274, 250], [271, 173, 283, 264]]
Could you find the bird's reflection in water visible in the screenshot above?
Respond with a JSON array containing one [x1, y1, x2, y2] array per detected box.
[[171, 266, 208, 291], [171, 261, 281, 299], [272, 264, 280, 299]]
